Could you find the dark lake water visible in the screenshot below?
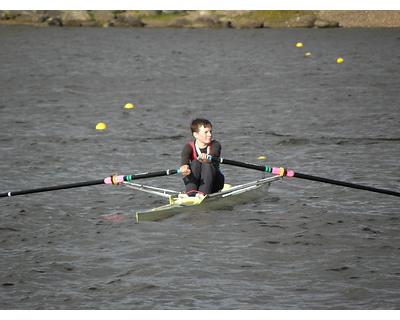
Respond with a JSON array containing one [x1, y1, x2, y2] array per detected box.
[[1, 25, 399, 310]]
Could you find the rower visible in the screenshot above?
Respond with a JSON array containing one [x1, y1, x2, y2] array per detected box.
[[179, 118, 225, 196]]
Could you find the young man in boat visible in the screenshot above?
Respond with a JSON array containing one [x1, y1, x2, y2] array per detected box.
[[180, 118, 224, 196]]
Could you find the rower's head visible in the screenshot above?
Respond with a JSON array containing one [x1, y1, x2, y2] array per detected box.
[[190, 118, 213, 145], [190, 118, 212, 134]]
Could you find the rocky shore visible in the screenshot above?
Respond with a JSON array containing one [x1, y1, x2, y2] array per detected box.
[[1, 10, 400, 28]]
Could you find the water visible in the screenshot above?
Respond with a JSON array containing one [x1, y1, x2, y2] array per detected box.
[[0, 26, 399, 310]]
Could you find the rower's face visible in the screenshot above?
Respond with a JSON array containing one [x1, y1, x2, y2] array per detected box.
[[194, 125, 212, 145]]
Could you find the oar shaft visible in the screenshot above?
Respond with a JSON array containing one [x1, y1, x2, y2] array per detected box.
[[217, 157, 400, 198], [0, 179, 104, 198], [1, 169, 181, 198], [293, 172, 400, 197]]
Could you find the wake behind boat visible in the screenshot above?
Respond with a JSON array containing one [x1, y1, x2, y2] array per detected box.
[[124, 175, 282, 222]]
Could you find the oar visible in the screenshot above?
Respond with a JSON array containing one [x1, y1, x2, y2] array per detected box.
[[0, 169, 181, 198], [215, 158, 400, 198]]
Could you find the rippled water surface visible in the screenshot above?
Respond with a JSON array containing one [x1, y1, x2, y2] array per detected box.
[[1, 26, 400, 310]]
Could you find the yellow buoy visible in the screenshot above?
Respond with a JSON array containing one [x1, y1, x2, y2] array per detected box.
[[257, 156, 266, 160], [124, 103, 134, 109], [305, 52, 311, 56], [95, 123, 107, 130], [337, 58, 344, 63], [296, 42, 303, 48]]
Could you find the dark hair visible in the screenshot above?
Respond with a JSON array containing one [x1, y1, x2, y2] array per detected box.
[[190, 118, 212, 133]]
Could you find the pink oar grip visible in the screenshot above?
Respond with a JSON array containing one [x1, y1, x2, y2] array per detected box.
[[271, 167, 282, 175], [286, 170, 295, 177], [271, 167, 295, 177], [104, 175, 125, 184]]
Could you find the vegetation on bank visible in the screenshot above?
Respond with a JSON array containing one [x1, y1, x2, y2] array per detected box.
[[133, 10, 319, 27], [1, 10, 399, 28], [0, 10, 325, 28]]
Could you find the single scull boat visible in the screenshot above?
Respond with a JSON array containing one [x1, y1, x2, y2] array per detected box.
[[124, 175, 281, 221]]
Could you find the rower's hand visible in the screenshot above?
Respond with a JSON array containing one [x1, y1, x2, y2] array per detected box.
[[198, 153, 212, 163], [180, 165, 191, 176]]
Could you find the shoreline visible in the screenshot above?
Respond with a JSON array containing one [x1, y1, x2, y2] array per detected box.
[[1, 10, 400, 28]]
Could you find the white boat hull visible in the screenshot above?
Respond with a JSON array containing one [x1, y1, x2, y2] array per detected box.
[[131, 176, 281, 222]]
